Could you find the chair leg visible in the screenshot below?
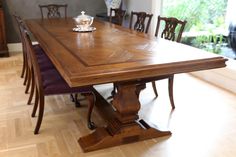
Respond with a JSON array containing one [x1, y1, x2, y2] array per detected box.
[[83, 92, 96, 130], [31, 89, 39, 117], [168, 76, 175, 109], [34, 94, 45, 134], [70, 94, 81, 107], [27, 73, 35, 105], [20, 57, 26, 78], [70, 94, 75, 102], [152, 81, 158, 97], [111, 83, 116, 96], [23, 66, 29, 85], [25, 69, 31, 93], [135, 83, 146, 98], [74, 93, 81, 107], [107, 83, 116, 100]]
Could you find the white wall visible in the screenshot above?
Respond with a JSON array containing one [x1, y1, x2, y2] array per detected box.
[[125, 0, 152, 13]]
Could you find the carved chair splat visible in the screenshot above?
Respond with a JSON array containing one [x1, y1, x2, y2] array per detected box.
[[155, 16, 187, 42], [129, 11, 153, 34], [39, 4, 67, 19], [109, 8, 126, 26]]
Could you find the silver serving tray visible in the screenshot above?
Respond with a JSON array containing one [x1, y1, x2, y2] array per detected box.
[[72, 27, 96, 32]]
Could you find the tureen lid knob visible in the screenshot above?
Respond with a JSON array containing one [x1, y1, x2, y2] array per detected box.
[[81, 11, 85, 15]]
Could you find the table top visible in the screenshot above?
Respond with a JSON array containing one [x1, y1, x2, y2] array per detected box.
[[25, 18, 227, 87]]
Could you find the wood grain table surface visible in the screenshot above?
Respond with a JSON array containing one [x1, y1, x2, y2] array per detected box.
[[25, 18, 227, 87]]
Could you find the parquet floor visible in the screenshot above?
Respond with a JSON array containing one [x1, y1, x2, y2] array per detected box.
[[0, 52, 236, 157]]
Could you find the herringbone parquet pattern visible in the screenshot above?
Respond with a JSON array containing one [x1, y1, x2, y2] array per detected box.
[[0, 52, 236, 157]]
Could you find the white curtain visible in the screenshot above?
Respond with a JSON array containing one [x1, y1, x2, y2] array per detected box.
[[150, 0, 162, 35]]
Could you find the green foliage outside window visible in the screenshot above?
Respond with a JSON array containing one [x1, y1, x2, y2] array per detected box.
[[162, 0, 228, 54], [162, 0, 228, 32]]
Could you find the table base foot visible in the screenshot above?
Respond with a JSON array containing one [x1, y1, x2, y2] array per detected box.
[[78, 120, 171, 152]]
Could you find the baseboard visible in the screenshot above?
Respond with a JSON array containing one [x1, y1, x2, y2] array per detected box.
[[7, 43, 22, 52], [7, 42, 38, 52]]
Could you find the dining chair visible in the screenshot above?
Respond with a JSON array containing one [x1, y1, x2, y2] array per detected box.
[[13, 14, 45, 95], [110, 11, 153, 97], [13, 15, 27, 79], [129, 11, 153, 34], [39, 4, 67, 19], [14, 14, 82, 110], [109, 8, 126, 26], [21, 24, 96, 134], [40, 5, 81, 106], [110, 11, 153, 98], [152, 15, 187, 109], [13, 14, 56, 106], [13, 14, 28, 86], [39, 3, 80, 105]]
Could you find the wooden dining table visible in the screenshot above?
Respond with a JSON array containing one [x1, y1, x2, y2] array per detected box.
[[25, 18, 227, 152]]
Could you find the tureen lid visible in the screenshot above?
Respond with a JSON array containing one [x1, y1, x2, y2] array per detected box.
[[75, 11, 93, 20]]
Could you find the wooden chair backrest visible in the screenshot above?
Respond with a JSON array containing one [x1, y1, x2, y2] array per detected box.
[[39, 4, 68, 19], [109, 8, 126, 26], [20, 23, 44, 94], [13, 14, 23, 40], [13, 14, 28, 66], [155, 16, 187, 42], [129, 11, 153, 34]]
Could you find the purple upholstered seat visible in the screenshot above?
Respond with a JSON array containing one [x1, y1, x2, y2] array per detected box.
[[33, 45, 91, 95], [37, 56, 54, 71], [33, 44, 44, 55], [41, 69, 92, 95], [33, 44, 55, 71], [33, 44, 91, 95]]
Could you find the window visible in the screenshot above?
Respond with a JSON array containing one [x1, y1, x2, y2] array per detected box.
[[162, 0, 227, 33], [161, 0, 236, 59]]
